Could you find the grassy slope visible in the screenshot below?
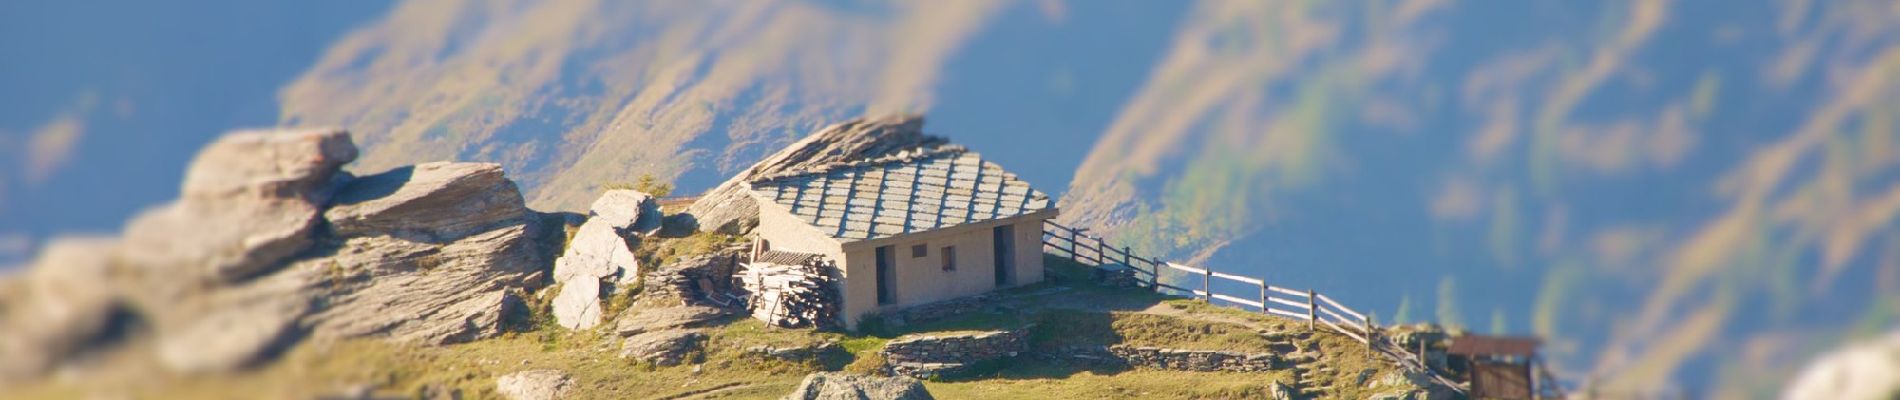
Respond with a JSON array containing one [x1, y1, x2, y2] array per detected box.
[[9, 256, 1412, 399]]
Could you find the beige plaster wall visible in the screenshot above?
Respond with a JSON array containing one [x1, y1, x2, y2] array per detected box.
[[750, 189, 1055, 330], [841, 211, 1055, 327]]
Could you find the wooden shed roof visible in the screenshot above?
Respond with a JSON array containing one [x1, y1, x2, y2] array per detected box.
[[747, 145, 1054, 242], [1447, 335, 1543, 357]]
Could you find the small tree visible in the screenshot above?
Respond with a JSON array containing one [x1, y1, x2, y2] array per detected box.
[[603, 173, 674, 197], [634, 173, 673, 197]]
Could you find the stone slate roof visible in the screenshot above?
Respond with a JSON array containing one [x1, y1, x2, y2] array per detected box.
[[747, 145, 1054, 242]]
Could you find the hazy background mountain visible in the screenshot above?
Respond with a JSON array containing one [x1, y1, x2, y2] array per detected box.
[[5, 0, 1898, 396]]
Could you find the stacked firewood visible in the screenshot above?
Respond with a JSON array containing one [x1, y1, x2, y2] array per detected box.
[[739, 260, 840, 330]]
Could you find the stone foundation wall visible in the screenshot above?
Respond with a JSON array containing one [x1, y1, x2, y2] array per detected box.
[[879, 329, 1028, 379], [1048, 345, 1284, 373]]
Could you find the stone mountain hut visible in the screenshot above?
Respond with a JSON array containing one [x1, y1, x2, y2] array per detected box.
[[743, 144, 1056, 330]]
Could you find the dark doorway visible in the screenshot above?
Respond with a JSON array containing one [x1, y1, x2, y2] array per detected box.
[[876, 245, 895, 305], [993, 225, 1015, 286]]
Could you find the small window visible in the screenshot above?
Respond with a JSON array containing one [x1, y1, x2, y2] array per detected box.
[[912, 244, 928, 258], [941, 246, 957, 271]]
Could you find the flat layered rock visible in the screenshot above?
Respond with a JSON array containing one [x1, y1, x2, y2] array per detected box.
[[122, 198, 320, 282], [178, 127, 356, 201], [325, 162, 530, 241], [618, 329, 705, 366], [781, 372, 934, 400], [122, 128, 357, 282], [612, 305, 728, 337], [496, 369, 572, 400], [298, 223, 542, 345]]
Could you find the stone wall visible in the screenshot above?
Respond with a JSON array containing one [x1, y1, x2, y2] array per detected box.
[[879, 329, 1028, 379], [1047, 345, 1285, 373]]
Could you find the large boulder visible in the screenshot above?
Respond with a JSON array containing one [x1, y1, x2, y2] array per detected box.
[[496, 369, 572, 400], [122, 128, 356, 282], [552, 222, 638, 284], [1785, 331, 1900, 400], [549, 190, 655, 330], [781, 372, 934, 400], [686, 115, 941, 235], [587, 189, 661, 233], [551, 275, 605, 330], [324, 162, 530, 241]]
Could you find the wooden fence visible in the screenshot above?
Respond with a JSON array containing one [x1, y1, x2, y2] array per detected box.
[[1040, 221, 1379, 348]]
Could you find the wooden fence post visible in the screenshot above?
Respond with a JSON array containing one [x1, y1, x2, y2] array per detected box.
[[1201, 266, 1213, 303], [1065, 225, 1078, 265], [1149, 260, 1160, 292], [1257, 282, 1269, 314], [1121, 246, 1132, 266], [1363, 314, 1374, 359], [1306, 289, 1318, 332]]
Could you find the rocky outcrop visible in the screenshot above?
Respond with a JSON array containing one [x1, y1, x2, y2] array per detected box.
[[1785, 331, 1900, 400], [640, 250, 744, 306], [550, 190, 656, 330], [324, 162, 529, 241], [496, 369, 573, 400], [296, 223, 540, 345], [880, 329, 1028, 379], [618, 330, 705, 366], [0, 128, 548, 380], [122, 128, 356, 282], [686, 115, 942, 235], [781, 372, 934, 400]]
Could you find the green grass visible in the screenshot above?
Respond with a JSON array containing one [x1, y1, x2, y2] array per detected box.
[[925, 358, 1295, 399], [1031, 310, 1282, 354]]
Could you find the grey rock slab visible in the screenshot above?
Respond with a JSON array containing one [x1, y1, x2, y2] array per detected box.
[[179, 127, 356, 201], [781, 372, 934, 400], [552, 276, 604, 330], [618, 329, 705, 366], [588, 189, 660, 233], [325, 162, 529, 241], [299, 223, 542, 345], [122, 196, 320, 282], [496, 369, 572, 400], [551, 221, 638, 285], [611, 305, 728, 337]]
